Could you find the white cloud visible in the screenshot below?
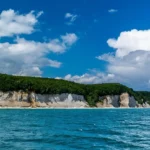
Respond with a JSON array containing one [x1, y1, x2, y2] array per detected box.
[[65, 13, 78, 25], [61, 33, 78, 46], [0, 9, 79, 77], [107, 29, 150, 57], [0, 33, 78, 76], [16, 67, 43, 76], [65, 13, 73, 18], [96, 52, 115, 62], [0, 9, 43, 37], [96, 29, 150, 90], [58, 29, 150, 90], [108, 9, 118, 13], [48, 60, 62, 68], [57, 70, 116, 84], [37, 11, 44, 18]]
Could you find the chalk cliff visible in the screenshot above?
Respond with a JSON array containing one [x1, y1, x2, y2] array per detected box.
[[98, 92, 137, 108], [120, 93, 130, 107], [142, 102, 150, 108], [0, 91, 148, 108], [0, 91, 89, 108]]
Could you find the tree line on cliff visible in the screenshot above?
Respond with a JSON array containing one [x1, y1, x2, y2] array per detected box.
[[0, 73, 149, 106]]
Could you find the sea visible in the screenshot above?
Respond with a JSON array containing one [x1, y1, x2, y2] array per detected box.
[[0, 108, 150, 150]]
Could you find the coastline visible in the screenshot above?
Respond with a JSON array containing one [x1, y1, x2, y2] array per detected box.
[[0, 107, 148, 109], [0, 91, 147, 108]]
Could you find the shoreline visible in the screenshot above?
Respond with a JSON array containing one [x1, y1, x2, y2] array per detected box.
[[0, 107, 148, 109]]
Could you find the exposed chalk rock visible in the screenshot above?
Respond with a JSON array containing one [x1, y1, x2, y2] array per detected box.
[[142, 102, 150, 108], [0, 91, 147, 108], [96, 102, 103, 107], [136, 103, 143, 108], [102, 96, 114, 107], [119, 93, 129, 107], [129, 96, 136, 107], [98, 93, 136, 108], [0, 91, 89, 108], [99, 95, 119, 107]]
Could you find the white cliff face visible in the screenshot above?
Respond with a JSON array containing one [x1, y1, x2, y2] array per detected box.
[[0, 91, 148, 108], [129, 96, 137, 107], [36, 93, 88, 107], [100, 96, 119, 107], [0, 91, 89, 108], [99, 95, 120, 107], [98, 93, 137, 108], [142, 102, 150, 108], [120, 93, 129, 107], [0, 91, 30, 107], [102, 96, 113, 107]]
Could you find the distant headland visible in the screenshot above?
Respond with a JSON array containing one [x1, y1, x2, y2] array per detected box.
[[0, 73, 149, 108]]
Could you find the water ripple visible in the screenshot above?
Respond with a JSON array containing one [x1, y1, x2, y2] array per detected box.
[[0, 108, 150, 149]]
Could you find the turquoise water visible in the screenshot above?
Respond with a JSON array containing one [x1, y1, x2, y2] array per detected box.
[[0, 109, 150, 150]]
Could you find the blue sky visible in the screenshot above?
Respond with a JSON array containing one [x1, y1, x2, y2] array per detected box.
[[1, 0, 150, 90]]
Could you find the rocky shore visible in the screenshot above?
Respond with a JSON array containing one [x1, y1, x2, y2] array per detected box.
[[0, 91, 149, 108]]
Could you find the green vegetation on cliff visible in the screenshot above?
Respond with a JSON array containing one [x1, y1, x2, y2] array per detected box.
[[0, 73, 149, 106]]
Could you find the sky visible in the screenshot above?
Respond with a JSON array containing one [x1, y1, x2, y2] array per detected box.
[[0, 0, 150, 90]]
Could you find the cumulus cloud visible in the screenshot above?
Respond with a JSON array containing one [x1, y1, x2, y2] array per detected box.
[[0, 9, 43, 37], [61, 33, 78, 46], [96, 52, 115, 62], [96, 29, 150, 90], [108, 9, 118, 13], [65, 13, 78, 25], [107, 29, 150, 57], [0, 33, 78, 76], [16, 67, 43, 76], [0, 9, 79, 76], [56, 71, 116, 84], [58, 29, 150, 90]]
